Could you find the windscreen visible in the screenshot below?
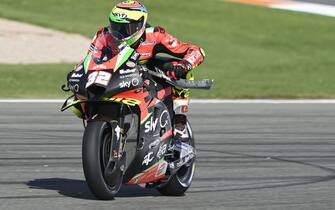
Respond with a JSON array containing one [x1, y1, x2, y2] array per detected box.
[[92, 31, 126, 64]]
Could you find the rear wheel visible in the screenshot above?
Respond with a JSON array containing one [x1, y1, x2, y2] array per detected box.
[[82, 121, 123, 200], [157, 120, 196, 196]]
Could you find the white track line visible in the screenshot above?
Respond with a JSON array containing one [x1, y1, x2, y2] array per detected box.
[[1, 99, 335, 104], [191, 99, 335, 104], [0, 99, 64, 103]]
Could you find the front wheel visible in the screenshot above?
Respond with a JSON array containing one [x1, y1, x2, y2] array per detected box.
[[82, 121, 123, 200], [157, 120, 196, 196]]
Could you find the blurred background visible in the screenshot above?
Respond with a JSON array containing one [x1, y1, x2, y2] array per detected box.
[[0, 0, 334, 98]]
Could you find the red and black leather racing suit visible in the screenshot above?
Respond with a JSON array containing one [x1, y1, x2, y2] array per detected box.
[[82, 26, 205, 133], [87, 26, 205, 83]]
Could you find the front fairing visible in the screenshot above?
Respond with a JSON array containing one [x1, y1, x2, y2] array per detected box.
[[68, 31, 143, 100], [103, 66, 143, 98], [67, 64, 88, 98]]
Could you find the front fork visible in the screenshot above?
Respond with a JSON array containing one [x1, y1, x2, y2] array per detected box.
[[101, 105, 128, 186]]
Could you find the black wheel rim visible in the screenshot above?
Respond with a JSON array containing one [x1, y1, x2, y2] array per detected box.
[[101, 127, 113, 172], [100, 124, 120, 191]]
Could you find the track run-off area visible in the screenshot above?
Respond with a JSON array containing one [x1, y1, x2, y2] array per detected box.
[[0, 102, 334, 210]]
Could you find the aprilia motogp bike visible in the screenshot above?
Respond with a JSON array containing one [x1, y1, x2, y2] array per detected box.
[[61, 32, 213, 200]]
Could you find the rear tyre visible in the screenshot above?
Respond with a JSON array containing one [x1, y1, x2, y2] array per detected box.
[[157, 120, 196, 196], [82, 121, 122, 200]]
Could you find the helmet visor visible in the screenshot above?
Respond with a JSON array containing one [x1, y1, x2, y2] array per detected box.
[[109, 17, 144, 40]]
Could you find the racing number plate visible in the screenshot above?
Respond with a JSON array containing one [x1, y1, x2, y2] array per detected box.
[[86, 71, 112, 88]]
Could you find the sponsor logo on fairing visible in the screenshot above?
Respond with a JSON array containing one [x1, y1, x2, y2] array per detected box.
[[149, 139, 160, 149], [106, 98, 141, 106], [69, 84, 79, 92], [144, 110, 169, 133], [156, 143, 167, 159], [119, 78, 139, 88], [145, 117, 158, 133], [120, 68, 136, 74], [71, 73, 83, 78], [142, 152, 154, 166], [159, 110, 169, 128], [93, 64, 107, 70], [69, 78, 80, 82], [131, 78, 139, 86], [126, 61, 136, 68], [119, 80, 131, 88], [120, 73, 137, 79]]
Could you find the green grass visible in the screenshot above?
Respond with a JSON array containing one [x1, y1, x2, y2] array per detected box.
[[0, 64, 72, 98], [0, 0, 335, 98]]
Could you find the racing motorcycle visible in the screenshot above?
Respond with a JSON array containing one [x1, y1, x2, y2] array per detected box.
[[61, 32, 213, 200]]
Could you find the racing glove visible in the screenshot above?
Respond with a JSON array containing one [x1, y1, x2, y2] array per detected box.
[[162, 61, 192, 80]]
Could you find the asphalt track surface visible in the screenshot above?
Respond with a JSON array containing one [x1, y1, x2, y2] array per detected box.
[[0, 102, 335, 210]]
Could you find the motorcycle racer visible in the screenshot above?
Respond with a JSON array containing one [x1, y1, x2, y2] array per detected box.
[[75, 0, 205, 139]]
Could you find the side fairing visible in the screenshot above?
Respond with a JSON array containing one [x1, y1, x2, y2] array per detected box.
[[68, 65, 88, 98], [124, 100, 173, 184], [102, 66, 143, 98]]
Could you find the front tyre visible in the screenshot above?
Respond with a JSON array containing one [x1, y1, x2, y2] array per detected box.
[[82, 121, 122, 200], [157, 120, 196, 196]]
